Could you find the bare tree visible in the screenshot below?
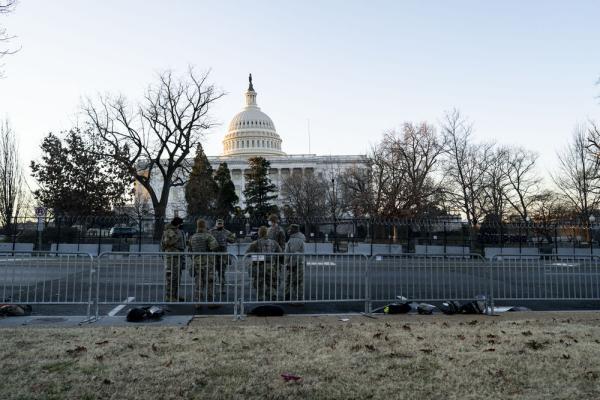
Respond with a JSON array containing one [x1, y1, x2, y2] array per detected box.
[[481, 146, 509, 221], [503, 146, 541, 222], [529, 190, 574, 225], [347, 122, 444, 219], [0, 119, 26, 232], [0, 0, 18, 77], [338, 164, 379, 217], [441, 109, 493, 226], [552, 124, 600, 222], [281, 172, 328, 233], [84, 68, 223, 237]]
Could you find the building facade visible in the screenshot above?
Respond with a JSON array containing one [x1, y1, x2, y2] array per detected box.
[[162, 75, 366, 217]]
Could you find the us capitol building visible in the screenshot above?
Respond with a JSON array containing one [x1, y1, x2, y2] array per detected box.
[[165, 75, 366, 217]]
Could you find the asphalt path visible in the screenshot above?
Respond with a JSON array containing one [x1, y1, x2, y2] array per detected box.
[[1, 254, 600, 317]]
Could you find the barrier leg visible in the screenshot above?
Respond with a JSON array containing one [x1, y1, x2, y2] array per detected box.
[[487, 262, 496, 316]]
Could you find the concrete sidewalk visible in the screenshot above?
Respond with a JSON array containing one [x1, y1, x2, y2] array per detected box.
[[2, 310, 598, 328], [0, 314, 194, 328]]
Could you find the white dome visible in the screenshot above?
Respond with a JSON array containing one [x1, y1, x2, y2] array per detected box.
[[222, 74, 285, 157], [228, 108, 276, 132]]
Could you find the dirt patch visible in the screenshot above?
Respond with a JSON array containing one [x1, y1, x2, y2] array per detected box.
[[0, 312, 599, 399]]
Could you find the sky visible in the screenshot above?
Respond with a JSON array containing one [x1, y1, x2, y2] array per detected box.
[[0, 0, 599, 181]]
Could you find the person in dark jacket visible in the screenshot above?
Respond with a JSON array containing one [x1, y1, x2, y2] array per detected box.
[[284, 224, 305, 301], [160, 217, 185, 302], [210, 218, 236, 293], [246, 226, 282, 301], [266, 214, 286, 249]]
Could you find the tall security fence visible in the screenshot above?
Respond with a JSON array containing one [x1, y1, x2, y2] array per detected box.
[[94, 252, 241, 319], [1, 250, 600, 322], [0, 251, 95, 319], [5, 215, 600, 258]]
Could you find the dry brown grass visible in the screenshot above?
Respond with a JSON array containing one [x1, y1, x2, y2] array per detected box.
[[1, 312, 600, 399]]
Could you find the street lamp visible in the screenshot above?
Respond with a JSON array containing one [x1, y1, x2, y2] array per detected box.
[[244, 212, 250, 236]]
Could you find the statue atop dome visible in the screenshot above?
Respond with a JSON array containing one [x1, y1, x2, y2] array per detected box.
[[248, 73, 254, 91]]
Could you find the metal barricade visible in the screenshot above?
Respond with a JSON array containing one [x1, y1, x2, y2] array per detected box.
[[368, 254, 490, 312], [0, 251, 95, 319], [240, 253, 369, 314], [95, 252, 240, 319], [490, 254, 600, 301]]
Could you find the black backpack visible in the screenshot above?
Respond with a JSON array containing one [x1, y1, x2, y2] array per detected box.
[[459, 301, 485, 314], [249, 305, 285, 317], [383, 303, 412, 314], [439, 301, 461, 315], [417, 303, 436, 315], [126, 306, 166, 322]]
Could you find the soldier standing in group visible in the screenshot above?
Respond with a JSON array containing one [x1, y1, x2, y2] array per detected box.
[[210, 218, 236, 294], [284, 224, 305, 302], [267, 214, 286, 249], [246, 226, 282, 301], [160, 217, 185, 302], [188, 219, 219, 307]]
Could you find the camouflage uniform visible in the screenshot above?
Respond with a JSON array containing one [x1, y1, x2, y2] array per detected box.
[[188, 231, 219, 302], [209, 227, 236, 291], [284, 232, 306, 301], [267, 224, 286, 249], [160, 223, 185, 301], [246, 238, 282, 301]]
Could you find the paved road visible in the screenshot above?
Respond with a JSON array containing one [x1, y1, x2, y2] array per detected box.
[[1, 254, 600, 317]]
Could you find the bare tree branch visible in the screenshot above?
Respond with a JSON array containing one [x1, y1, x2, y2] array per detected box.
[[83, 68, 224, 237]]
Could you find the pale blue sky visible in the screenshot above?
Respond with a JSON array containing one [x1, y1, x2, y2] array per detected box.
[[0, 0, 599, 177]]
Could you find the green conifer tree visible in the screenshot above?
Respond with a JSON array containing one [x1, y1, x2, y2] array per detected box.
[[243, 157, 278, 219], [214, 162, 238, 218], [185, 144, 217, 217]]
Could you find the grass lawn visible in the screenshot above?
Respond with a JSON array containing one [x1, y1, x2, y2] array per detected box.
[[1, 312, 600, 399]]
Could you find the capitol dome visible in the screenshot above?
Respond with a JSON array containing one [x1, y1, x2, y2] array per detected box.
[[222, 74, 285, 157]]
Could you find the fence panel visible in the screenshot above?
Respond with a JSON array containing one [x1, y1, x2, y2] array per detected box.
[[95, 252, 240, 316], [0, 251, 95, 318], [369, 254, 490, 305], [490, 255, 600, 301], [240, 253, 369, 307]]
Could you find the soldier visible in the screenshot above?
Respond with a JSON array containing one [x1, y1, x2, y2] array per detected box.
[[246, 225, 282, 301], [210, 218, 236, 293], [188, 219, 219, 307], [160, 217, 185, 302], [267, 214, 286, 249], [284, 224, 305, 302]]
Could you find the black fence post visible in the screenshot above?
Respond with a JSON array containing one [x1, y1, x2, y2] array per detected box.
[[554, 224, 558, 259], [138, 218, 143, 253], [443, 221, 447, 254], [56, 217, 62, 252], [77, 221, 82, 253]]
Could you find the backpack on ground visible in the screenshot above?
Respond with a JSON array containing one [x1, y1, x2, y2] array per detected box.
[[417, 303, 436, 315], [0, 304, 32, 317], [126, 306, 166, 322], [383, 303, 412, 314], [249, 305, 285, 317], [439, 301, 461, 315], [459, 300, 485, 314]]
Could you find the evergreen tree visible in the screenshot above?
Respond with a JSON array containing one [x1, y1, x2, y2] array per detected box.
[[30, 129, 131, 216], [214, 162, 238, 218], [243, 156, 278, 219], [185, 144, 217, 217]]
